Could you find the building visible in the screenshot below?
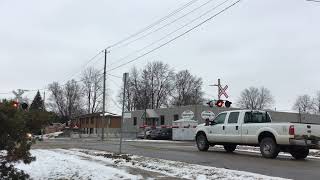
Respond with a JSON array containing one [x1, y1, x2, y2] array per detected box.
[[122, 105, 320, 136], [73, 112, 122, 137], [44, 123, 66, 134]]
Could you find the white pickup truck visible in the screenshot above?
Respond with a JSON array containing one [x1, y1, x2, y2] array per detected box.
[[195, 110, 320, 159]]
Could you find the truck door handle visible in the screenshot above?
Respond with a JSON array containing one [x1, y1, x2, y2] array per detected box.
[[223, 126, 225, 130], [236, 126, 238, 130]]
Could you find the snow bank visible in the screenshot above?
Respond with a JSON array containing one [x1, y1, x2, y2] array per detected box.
[[70, 149, 289, 180], [15, 148, 290, 180], [15, 149, 141, 180]]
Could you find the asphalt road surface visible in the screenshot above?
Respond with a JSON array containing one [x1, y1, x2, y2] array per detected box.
[[33, 138, 320, 180]]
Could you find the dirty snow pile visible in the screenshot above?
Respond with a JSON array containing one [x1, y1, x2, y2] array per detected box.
[[16, 149, 289, 180], [15, 149, 141, 180], [74, 149, 289, 180]]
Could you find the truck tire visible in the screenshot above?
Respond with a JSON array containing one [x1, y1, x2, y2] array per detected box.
[[223, 144, 237, 153], [196, 133, 209, 151], [260, 137, 280, 159], [224, 145, 237, 153], [290, 146, 309, 160]]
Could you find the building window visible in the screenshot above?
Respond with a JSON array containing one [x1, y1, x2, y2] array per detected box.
[[133, 117, 137, 126], [174, 114, 179, 121], [90, 118, 94, 124], [86, 119, 89, 124], [160, 115, 165, 125]]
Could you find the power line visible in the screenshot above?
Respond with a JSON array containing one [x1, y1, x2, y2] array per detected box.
[[112, 0, 216, 50], [62, 0, 200, 84], [106, 0, 200, 49], [107, 0, 241, 73], [108, 0, 232, 69]]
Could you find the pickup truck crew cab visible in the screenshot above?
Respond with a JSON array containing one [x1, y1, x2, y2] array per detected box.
[[195, 110, 320, 159]]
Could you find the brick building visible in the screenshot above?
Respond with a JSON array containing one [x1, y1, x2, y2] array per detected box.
[[73, 112, 121, 137]]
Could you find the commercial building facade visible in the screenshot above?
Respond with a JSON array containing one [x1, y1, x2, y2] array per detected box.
[[122, 105, 320, 135]]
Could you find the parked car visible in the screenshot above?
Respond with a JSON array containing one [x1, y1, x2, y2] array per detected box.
[[150, 128, 172, 140], [137, 128, 153, 139], [195, 110, 320, 159]]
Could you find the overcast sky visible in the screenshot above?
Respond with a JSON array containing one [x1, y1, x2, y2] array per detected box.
[[1, 0, 319, 113]]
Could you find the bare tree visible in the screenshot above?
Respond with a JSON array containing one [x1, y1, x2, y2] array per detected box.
[[171, 70, 204, 106], [48, 80, 83, 123], [119, 61, 175, 110], [141, 61, 174, 109], [81, 67, 103, 114], [237, 87, 274, 110], [293, 94, 314, 113], [48, 82, 66, 117], [313, 91, 320, 114]]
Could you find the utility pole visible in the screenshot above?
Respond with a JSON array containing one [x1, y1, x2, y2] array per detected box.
[[144, 88, 147, 139], [216, 78, 221, 100], [119, 72, 128, 154], [209, 78, 221, 100], [101, 49, 108, 141]]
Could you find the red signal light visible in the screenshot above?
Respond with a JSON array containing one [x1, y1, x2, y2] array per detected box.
[[215, 100, 224, 107], [12, 101, 19, 108]]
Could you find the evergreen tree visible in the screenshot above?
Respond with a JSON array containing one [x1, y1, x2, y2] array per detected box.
[[30, 91, 44, 111], [0, 100, 35, 179]]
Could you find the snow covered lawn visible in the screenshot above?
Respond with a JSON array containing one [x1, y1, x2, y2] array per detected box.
[[15, 149, 290, 180]]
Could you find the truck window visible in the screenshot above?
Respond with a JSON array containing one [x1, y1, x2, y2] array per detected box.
[[214, 113, 227, 124], [244, 112, 271, 123], [228, 112, 239, 124]]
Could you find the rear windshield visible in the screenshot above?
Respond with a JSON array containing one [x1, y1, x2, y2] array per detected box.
[[244, 111, 271, 123]]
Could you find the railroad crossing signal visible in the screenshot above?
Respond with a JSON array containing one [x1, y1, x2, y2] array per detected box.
[[210, 79, 229, 100], [208, 79, 232, 108], [219, 85, 229, 99]]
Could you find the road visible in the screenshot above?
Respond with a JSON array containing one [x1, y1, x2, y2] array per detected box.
[[33, 138, 320, 180]]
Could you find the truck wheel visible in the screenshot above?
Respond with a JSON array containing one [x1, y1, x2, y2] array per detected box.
[[290, 147, 309, 160], [224, 145, 237, 153], [196, 133, 209, 151], [260, 137, 280, 159]]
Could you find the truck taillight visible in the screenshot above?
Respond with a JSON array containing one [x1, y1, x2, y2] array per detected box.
[[289, 125, 295, 135]]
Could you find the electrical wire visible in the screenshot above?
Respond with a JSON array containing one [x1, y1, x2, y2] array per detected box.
[[107, 0, 232, 69], [106, 0, 200, 49], [107, 0, 241, 73], [112, 0, 216, 50]]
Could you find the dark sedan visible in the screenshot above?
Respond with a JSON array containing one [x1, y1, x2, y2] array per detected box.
[[150, 128, 172, 140]]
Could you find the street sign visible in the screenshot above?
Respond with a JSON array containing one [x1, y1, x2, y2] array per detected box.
[[181, 110, 194, 120], [219, 85, 229, 99]]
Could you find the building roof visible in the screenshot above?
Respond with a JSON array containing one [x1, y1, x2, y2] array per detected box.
[[75, 112, 121, 119], [146, 109, 159, 118]]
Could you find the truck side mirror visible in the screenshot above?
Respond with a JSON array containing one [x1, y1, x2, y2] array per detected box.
[[205, 119, 209, 126]]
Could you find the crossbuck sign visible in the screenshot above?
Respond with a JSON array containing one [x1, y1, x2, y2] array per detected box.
[[219, 85, 229, 99]]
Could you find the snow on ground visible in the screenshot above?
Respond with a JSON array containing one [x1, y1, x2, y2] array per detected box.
[[15, 149, 141, 180], [16, 148, 290, 180]]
